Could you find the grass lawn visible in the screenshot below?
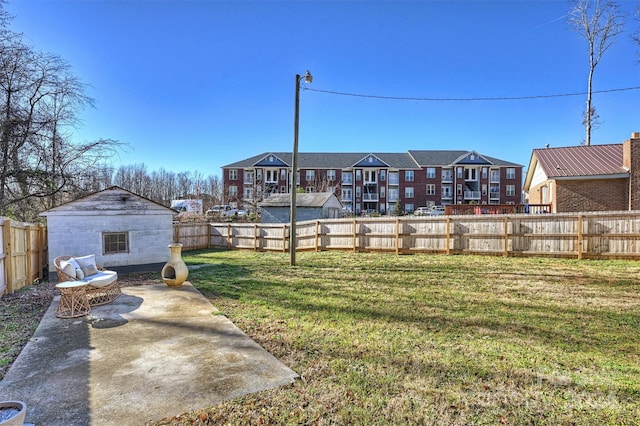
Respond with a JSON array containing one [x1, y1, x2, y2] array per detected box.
[[154, 250, 639, 426]]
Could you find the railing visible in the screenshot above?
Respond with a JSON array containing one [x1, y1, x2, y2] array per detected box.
[[464, 190, 481, 199], [176, 209, 640, 260], [445, 204, 550, 215]]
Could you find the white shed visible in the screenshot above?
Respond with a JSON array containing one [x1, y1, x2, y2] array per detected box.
[[259, 192, 343, 224], [41, 186, 175, 281]]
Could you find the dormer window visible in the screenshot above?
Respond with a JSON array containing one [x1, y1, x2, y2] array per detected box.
[[269, 155, 274, 162]]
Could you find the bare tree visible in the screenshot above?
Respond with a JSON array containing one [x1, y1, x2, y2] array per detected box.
[[0, 4, 122, 221], [568, 0, 625, 146]]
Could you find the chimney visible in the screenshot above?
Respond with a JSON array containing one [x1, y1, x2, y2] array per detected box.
[[627, 132, 640, 210]]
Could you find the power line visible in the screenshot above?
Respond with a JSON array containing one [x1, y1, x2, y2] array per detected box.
[[303, 85, 640, 102]]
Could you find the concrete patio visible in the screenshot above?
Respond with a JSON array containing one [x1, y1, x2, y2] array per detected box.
[[0, 282, 298, 426]]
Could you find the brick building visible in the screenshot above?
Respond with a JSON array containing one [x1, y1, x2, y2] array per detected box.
[[222, 150, 523, 215], [524, 132, 640, 213]]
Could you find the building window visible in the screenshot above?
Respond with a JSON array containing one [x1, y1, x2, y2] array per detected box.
[[506, 184, 516, 196], [306, 170, 315, 181], [306, 186, 314, 193], [442, 168, 453, 182], [356, 170, 361, 181], [482, 184, 487, 195], [426, 168, 436, 179], [244, 187, 253, 199], [229, 169, 238, 180], [442, 185, 452, 198], [343, 171, 353, 184], [490, 169, 500, 182], [388, 188, 399, 202], [457, 184, 462, 195], [405, 203, 414, 213], [280, 169, 287, 180], [380, 170, 386, 181], [457, 167, 463, 179], [405, 187, 414, 198], [256, 169, 262, 180], [465, 168, 477, 181], [229, 185, 238, 197], [356, 187, 361, 198], [388, 172, 399, 185], [482, 168, 488, 179], [342, 188, 352, 201], [426, 184, 436, 195], [380, 186, 386, 198], [405, 171, 414, 182], [327, 169, 336, 181], [244, 171, 254, 183], [506, 168, 516, 179], [103, 232, 128, 254], [280, 186, 286, 193]]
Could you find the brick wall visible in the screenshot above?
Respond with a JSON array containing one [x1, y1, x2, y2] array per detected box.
[[628, 137, 640, 210], [556, 178, 628, 212]]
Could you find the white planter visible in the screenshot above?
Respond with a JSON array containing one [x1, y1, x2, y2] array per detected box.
[[0, 401, 26, 426]]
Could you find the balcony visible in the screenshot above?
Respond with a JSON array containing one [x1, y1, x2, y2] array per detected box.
[[464, 190, 481, 200], [363, 194, 378, 202]]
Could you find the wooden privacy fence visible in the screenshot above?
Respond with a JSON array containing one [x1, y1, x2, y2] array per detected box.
[[175, 211, 640, 260], [0, 218, 47, 295]]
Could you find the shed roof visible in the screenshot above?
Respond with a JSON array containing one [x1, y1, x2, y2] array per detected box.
[[40, 186, 174, 216], [259, 192, 340, 208]]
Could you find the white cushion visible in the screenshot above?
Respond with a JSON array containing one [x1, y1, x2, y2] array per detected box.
[[84, 270, 117, 288], [66, 257, 84, 280], [59, 260, 76, 278], [75, 254, 99, 277]]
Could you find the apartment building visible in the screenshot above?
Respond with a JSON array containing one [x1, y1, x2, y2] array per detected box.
[[222, 150, 523, 215]]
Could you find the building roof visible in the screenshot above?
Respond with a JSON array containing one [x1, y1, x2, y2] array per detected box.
[[408, 150, 521, 167], [223, 150, 520, 169], [259, 192, 340, 208], [40, 186, 174, 216], [533, 144, 627, 178], [523, 143, 629, 191]]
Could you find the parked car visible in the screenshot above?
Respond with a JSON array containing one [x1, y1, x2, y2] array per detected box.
[[206, 205, 231, 216], [225, 209, 248, 218], [414, 206, 445, 216], [429, 206, 445, 215]]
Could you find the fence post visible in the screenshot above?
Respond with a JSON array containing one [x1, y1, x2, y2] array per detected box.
[[395, 218, 400, 255], [227, 224, 232, 250], [315, 221, 320, 252], [283, 224, 287, 252], [353, 218, 357, 252], [503, 216, 509, 257], [26, 224, 33, 284], [254, 224, 258, 251], [577, 214, 583, 260], [3, 219, 12, 293], [445, 217, 451, 255]]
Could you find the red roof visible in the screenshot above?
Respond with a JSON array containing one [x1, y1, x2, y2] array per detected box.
[[533, 144, 627, 178]]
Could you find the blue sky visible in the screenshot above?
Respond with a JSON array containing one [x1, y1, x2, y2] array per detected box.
[[8, 0, 640, 178]]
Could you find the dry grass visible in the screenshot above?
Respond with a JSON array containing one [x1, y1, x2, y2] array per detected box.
[[148, 251, 640, 426]]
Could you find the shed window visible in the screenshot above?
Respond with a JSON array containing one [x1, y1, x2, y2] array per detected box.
[[103, 232, 129, 254]]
